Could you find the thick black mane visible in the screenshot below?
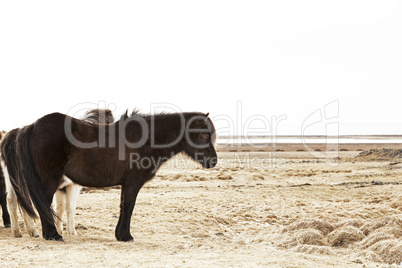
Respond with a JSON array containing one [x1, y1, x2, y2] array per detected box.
[[117, 109, 208, 121], [112, 110, 215, 148]]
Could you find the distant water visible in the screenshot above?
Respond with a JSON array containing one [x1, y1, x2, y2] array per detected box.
[[216, 137, 402, 145]]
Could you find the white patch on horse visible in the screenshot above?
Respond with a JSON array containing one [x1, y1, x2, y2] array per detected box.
[[54, 177, 82, 235]]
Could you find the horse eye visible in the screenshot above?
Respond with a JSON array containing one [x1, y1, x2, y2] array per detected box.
[[201, 133, 209, 140]]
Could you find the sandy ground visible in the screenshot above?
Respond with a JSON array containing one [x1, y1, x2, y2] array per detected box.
[[1, 146, 402, 267]]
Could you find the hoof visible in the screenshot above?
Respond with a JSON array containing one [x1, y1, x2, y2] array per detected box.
[[45, 235, 64, 242], [28, 229, 40, 238], [48, 237, 64, 242], [67, 228, 77, 235], [119, 238, 134, 242], [4, 224, 11, 228], [115, 228, 134, 242], [13, 231, 22, 238], [116, 235, 134, 242]]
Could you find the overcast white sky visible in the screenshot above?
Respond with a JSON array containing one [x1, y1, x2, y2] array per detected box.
[[1, 1, 401, 136]]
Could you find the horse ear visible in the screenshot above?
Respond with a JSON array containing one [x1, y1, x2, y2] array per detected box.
[[205, 112, 209, 118]]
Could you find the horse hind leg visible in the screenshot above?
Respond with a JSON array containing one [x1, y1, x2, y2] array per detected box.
[[65, 183, 81, 235], [6, 185, 22, 237], [2, 164, 22, 237], [38, 172, 66, 241], [19, 207, 39, 237], [54, 188, 66, 235]]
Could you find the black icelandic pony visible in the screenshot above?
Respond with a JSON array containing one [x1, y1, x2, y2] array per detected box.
[[1, 110, 217, 241]]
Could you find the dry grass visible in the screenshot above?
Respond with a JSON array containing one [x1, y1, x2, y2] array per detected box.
[[283, 218, 334, 235], [390, 199, 402, 211], [294, 244, 334, 255], [327, 226, 365, 247], [368, 239, 402, 264], [333, 218, 365, 229], [280, 215, 402, 264], [295, 229, 326, 245], [279, 228, 326, 248], [359, 227, 400, 248], [279, 203, 402, 264], [356, 149, 402, 161], [360, 216, 402, 235]]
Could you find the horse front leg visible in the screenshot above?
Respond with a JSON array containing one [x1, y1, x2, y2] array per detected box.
[[115, 181, 144, 242]]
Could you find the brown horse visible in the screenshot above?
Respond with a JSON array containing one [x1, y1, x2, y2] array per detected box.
[[1, 110, 217, 241], [1, 109, 114, 237]]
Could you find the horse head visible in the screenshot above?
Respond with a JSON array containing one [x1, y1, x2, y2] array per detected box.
[[183, 113, 218, 168]]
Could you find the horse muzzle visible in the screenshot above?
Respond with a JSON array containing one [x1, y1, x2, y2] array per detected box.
[[204, 157, 218, 168]]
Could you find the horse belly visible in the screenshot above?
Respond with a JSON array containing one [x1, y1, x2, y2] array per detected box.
[[64, 156, 126, 187]]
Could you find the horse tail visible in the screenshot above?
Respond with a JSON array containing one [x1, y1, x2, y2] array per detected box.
[[14, 124, 57, 224], [0, 128, 38, 219]]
